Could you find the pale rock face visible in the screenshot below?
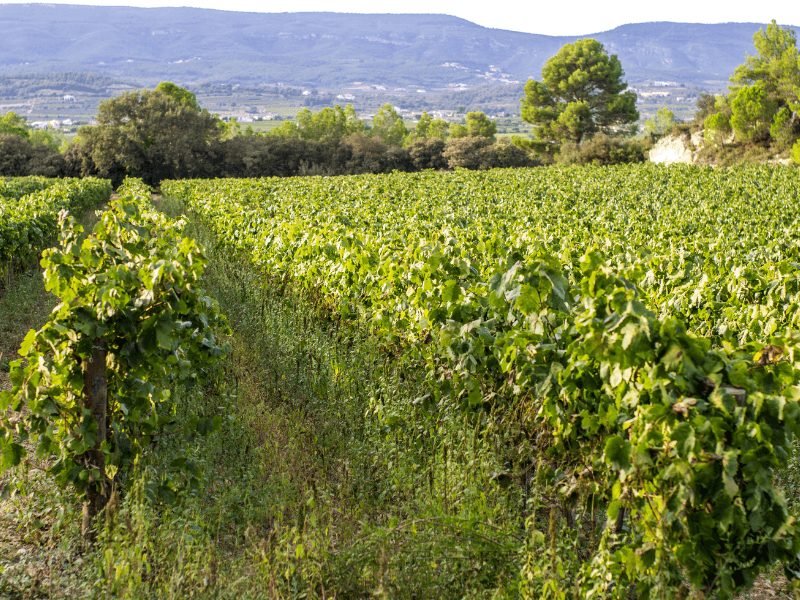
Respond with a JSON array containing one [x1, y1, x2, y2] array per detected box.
[[649, 134, 695, 165]]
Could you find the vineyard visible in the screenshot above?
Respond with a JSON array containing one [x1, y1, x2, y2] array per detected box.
[[1, 165, 800, 597], [0, 176, 113, 283], [164, 164, 800, 597]]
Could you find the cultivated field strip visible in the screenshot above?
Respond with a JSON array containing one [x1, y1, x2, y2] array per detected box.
[[164, 164, 800, 595], [165, 164, 800, 344], [0, 177, 112, 275]]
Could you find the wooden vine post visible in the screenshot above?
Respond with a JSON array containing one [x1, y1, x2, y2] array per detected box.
[[81, 340, 109, 540]]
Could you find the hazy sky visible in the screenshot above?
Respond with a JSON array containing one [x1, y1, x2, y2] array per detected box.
[[2, 1, 799, 35]]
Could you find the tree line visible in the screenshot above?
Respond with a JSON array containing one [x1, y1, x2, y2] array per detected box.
[[0, 41, 647, 183], [0, 112, 67, 176], [2, 83, 537, 185]]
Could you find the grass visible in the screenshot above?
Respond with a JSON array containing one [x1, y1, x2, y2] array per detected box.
[[0, 203, 107, 375], [108, 196, 522, 597], [0, 269, 52, 375]]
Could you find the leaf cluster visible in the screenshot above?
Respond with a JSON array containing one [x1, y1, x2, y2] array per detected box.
[[0, 178, 228, 499], [0, 177, 111, 277]]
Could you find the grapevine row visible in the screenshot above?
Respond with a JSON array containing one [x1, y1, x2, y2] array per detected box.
[[164, 164, 800, 596], [0, 178, 226, 538], [0, 177, 113, 278], [0, 176, 57, 200]]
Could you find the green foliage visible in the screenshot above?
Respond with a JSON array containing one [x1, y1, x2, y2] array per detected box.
[[557, 133, 645, 165], [0, 177, 111, 278], [407, 138, 448, 170], [164, 164, 800, 596], [443, 136, 536, 169], [448, 122, 468, 138], [464, 111, 497, 139], [442, 135, 492, 168], [730, 82, 777, 142], [0, 112, 30, 138], [448, 112, 498, 140], [708, 20, 800, 152], [792, 138, 800, 164], [554, 100, 592, 143], [75, 86, 223, 184], [0, 132, 67, 177], [0, 175, 55, 199], [154, 81, 201, 110], [695, 92, 719, 123], [371, 103, 407, 146], [644, 106, 677, 138], [704, 111, 732, 146], [0, 179, 227, 515], [732, 20, 800, 102], [521, 39, 638, 154], [411, 111, 449, 142], [282, 104, 366, 143], [28, 128, 63, 151], [495, 256, 800, 597], [771, 106, 796, 149]]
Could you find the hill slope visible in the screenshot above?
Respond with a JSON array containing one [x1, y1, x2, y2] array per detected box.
[[0, 5, 796, 88]]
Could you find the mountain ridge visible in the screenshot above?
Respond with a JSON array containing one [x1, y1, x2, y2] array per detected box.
[[1, 5, 797, 89]]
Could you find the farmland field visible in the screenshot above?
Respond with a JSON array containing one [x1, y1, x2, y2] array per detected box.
[[2, 165, 800, 598], [165, 164, 800, 344], [161, 164, 800, 597]]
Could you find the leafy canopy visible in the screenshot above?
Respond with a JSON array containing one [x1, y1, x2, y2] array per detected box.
[[275, 104, 365, 142], [411, 111, 449, 141], [521, 39, 638, 152], [371, 104, 407, 146], [704, 20, 800, 149], [0, 112, 30, 138], [75, 82, 222, 184], [730, 81, 777, 142], [155, 81, 201, 110], [733, 20, 800, 106], [644, 107, 676, 138]]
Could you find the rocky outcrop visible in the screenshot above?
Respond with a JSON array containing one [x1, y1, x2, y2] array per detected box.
[[649, 133, 700, 164]]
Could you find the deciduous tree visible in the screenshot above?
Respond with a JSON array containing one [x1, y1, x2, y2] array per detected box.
[[76, 82, 222, 184], [371, 104, 407, 146]]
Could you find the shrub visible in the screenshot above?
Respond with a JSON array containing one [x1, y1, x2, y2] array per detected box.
[[407, 138, 447, 171], [557, 134, 645, 165]]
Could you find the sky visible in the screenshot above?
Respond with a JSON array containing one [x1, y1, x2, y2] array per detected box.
[[1, 1, 799, 35]]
